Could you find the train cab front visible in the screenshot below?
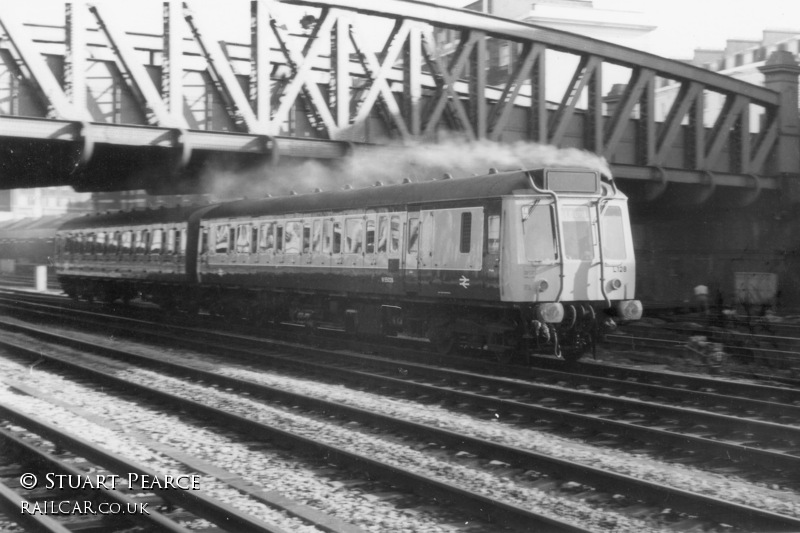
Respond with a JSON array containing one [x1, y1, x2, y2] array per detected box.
[[502, 168, 643, 361]]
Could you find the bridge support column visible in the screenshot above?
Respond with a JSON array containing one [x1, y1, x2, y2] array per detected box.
[[759, 51, 800, 203]]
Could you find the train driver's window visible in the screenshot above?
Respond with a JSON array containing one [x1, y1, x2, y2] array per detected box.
[[487, 215, 500, 254], [302, 223, 311, 253], [345, 218, 363, 253], [408, 217, 419, 253], [285, 222, 301, 254], [312, 220, 322, 252], [365, 220, 375, 254], [166, 228, 176, 254], [377, 216, 387, 253], [235, 224, 250, 253], [389, 216, 400, 253], [275, 224, 284, 253], [121, 231, 132, 254], [150, 229, 163, 254], [214, 225, 228, 254], [258, 223, 274, 252]]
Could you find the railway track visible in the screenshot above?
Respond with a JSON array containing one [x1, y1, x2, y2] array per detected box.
[[0, 404, 303, 533], [0, 294, 799, 531]]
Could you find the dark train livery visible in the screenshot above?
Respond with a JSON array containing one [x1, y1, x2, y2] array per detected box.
[[53, 168, 642, 361]]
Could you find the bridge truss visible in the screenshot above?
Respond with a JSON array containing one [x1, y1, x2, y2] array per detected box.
[[0, 0, 795, 206]]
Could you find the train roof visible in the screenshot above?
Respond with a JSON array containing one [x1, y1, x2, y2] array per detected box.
[[204, 169, 552, 220], [57, 205, 206, 231], [0, 214, 81, 239]]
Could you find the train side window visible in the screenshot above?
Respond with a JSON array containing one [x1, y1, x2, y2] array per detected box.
[[312, 220, 322, 252], [487, 215, 500, 254], [459, 212, 472, 254], [235, 224, 250, 253], [213, 225, 228, 254], [408, 217, 419, 253], [332, 221, 342, 254], [389, 216, 400, 253], [106, 231, 119, 254], [285, 221, 301, 254], [86, 233, 95, 254], [200, 228, 208, 254], [275, 224, 284, 253], [143, 230, 151, 254], [179, 229, 187, 255], [166, 228, 176, 254], [150, 229, 163, 254], [322, 220, 332, 253], [302, 222, 311, 253], [121, 231, 132, 254], [229, 227, 236, 254], [258, 222, 274, 252], [365, 220, 375, 254], [345, 218, 363, 253], [251, 226, 258, 253], [377, 216, 387, 253]]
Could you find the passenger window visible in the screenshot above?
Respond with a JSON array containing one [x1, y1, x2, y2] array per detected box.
[[121, 231, 132, 254], [487, 215, 500, 254], [460, 212, 472, 254], [312, 220, 322, 252], [390, 216, 400, 253], [166, 229, 176, 254], [214, 225, 228, 254], [235, 224, 250, 253], [365, 220, 375, 254], [258, 223, 274, 252], [150, 229, 163, 254], [285, 222, 302, 254], [332, 221, 342, 254], [200, 228, 208, 254], [408, 217, 419, 253], [228, 227, 236, 254], [134, 231, 144, 254], [107, 231, 119, 254], [179, 229, 187, 255], [323, 220, 332, 253], [302, 223, 311, 253], [377, 216, 387, 253], [251, 226, 258, 253], [275, 224, 284, 252], [345, 218, 363, 253]]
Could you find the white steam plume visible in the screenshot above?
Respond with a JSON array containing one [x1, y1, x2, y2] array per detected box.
[[201, 140, 611, 201]]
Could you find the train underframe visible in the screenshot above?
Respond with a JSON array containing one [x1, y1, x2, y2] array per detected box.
[[59, 277, 612, 363]]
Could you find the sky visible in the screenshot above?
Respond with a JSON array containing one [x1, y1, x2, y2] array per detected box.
[[7, 0, 800, 61]]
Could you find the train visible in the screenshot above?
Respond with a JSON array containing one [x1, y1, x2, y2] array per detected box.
[[52, 167, 643, 362]]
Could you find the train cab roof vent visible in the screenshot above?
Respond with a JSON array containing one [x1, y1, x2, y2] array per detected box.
[[289, 190, 298, 195], [343, 184, 352, 190], [402, 178, 413, 184], [314, 188, 323, 193], [488, 168, 499, 174], [374, 181, 383, 187], [441, 173, 453, 180]]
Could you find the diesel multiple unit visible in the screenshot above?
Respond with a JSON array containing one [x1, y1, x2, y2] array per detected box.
[[53, 168, 643, 361]]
